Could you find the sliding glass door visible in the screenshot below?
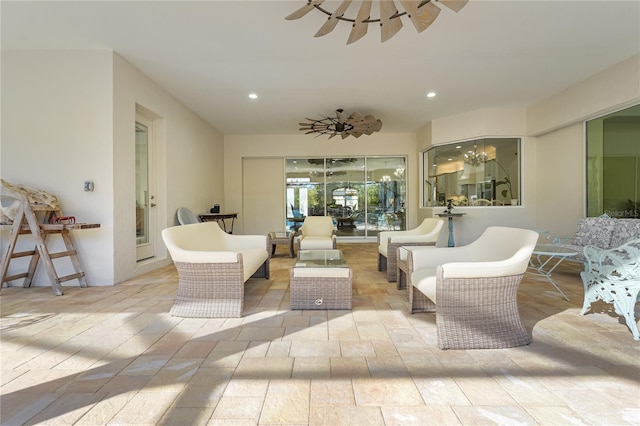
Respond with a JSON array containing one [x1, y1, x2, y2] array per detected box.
[[285, 156, 406, 238]]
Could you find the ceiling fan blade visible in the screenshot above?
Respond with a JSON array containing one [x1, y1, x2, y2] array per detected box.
[[400, 0, 440, 33], [347, 0, 372, 44], [315, 0, 352, 37], [285, 0, 326, 20], [380, 0, 403, 42], [438, 0, 469, 13], [348, 111, 365, 122]]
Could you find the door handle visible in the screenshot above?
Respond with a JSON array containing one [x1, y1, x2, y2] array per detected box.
[[150, 203, 157, 207]]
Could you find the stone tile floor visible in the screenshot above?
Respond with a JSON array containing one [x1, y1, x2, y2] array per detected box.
[[1, 243, 639, 425]]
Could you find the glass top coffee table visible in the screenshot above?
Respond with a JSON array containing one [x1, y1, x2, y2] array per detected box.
[[291, 249, 352, 310], [295, 249, 348, 267], [527, 244, 577, 301]]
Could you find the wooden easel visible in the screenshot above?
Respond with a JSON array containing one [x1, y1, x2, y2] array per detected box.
[[0, 193, 99, 296]]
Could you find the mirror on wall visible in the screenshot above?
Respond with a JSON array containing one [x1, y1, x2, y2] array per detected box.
[[423, 138, 521, 207]]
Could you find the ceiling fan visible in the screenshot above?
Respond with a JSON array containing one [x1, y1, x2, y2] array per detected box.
[[285, 0, 470, 44], [299, 109, 382, 139]]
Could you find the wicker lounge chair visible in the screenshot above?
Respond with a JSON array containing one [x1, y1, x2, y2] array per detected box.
[[406, 226, 539, 350], [295, 216, 337, 252], [377, 218, 444, 283], [161, 222, 269, 318]]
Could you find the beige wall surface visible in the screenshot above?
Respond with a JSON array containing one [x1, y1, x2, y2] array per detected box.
[[224, 133, 418, 236], [534, 124, 584, 237], [530, 54, 640, 238], [1, 50, 224, 288], [415, 56, 640, 246], [416, 108, 535, 246], [113, 53, 224, 282], [528, 54, 640, 136], [1, 50, 115, 286], [242, 158, 285, 234]]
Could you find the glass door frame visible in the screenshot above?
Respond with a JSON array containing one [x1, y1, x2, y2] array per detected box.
[[135, 112, 155, 261]]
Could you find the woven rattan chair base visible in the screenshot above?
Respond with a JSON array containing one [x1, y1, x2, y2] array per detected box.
[[378, 241, 435, 282], [441, 274, 530, 350], [170, 258, 269, 318], [410, 272, 531, 350], [290, 270, 352, 310]]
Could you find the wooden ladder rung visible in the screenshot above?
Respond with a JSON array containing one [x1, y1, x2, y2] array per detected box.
[[57, 272, 85, 284], [4, 272, 30, 282], [11, 250, 37, 259], [50, 250, 77, 259]]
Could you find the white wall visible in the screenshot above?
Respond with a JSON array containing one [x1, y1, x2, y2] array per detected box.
[[1, 50, 224, 289], [535, 123, 584, 237], [530, 53, 640, 237], [113, 53, 224, 281], [224, 133, 418, 235], [1, 50, 115, 286], [416, 108, 537, 246], [528, 54, 640, 136], [413, 55, 640, 246]]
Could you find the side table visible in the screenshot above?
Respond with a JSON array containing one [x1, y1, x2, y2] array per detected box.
[[527, 244, 576, 301], [268, 231, 295, 258]]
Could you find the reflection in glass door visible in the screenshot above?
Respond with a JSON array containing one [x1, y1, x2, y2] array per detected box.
[[285, 158, 325, 232], [366, 157, 407, 234], [326, 158, 365, 236], [285, 156, 406, 238], [135, 118, 154, 261]]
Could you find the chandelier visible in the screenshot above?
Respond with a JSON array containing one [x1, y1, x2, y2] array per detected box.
[[285, 0, 470, 44], [464, 144, 488, 167], [299, 109, 382, 139]]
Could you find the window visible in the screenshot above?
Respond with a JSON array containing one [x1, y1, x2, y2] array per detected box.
[[423, 138, 520, 207], [586, 104, 640, 218], [285, 157, 406, 237]]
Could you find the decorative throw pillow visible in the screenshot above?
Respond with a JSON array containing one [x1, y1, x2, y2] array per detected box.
[[610, 219, 640, 248], [573, 217, 616, 248]]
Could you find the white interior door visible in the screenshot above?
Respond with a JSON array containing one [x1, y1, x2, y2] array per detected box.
[[135, 114, 155, 261]]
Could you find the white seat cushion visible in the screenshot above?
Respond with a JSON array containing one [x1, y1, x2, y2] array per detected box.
[[299, 236, 334, 250], [412, 267, 438, 303], [239, 248, 269, 281], [292, 267, 350, 278]]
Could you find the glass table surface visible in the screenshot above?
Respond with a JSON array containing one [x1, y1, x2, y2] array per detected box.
[[533, 244, 578, 256], [295, 250, 347, 268]]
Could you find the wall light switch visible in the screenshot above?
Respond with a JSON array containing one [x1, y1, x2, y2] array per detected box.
[[84, 181, 94, 192]]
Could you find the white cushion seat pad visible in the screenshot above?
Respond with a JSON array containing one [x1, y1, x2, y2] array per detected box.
[[300, 236, 335, 249], [292, 267, 350, 278], [411, 267, 438, 303]]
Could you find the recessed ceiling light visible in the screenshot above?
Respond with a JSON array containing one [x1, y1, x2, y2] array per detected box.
[[248, 93, 258, 99], [426, 92, 436, 98]]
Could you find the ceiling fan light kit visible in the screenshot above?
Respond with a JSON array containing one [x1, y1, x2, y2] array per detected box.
[[299, 109, 382, 139], [285, 0, 470, 44]]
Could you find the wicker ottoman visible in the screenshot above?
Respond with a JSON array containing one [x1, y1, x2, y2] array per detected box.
[[290, 249, 352, 310]]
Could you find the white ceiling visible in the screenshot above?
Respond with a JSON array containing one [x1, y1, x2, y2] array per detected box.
[[2, 1, 639, 136]]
